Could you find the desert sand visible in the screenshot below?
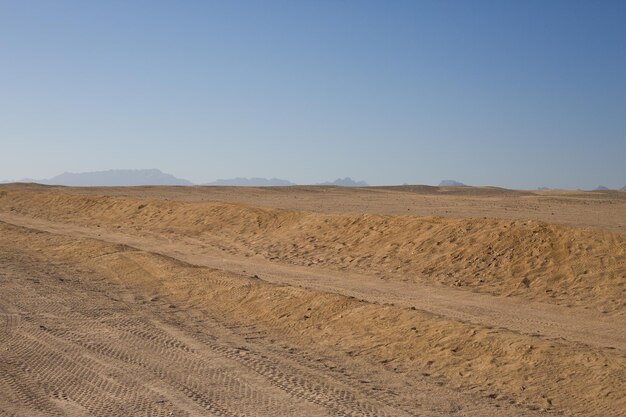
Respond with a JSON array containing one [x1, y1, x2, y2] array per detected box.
[[0, 183, 624, 416]]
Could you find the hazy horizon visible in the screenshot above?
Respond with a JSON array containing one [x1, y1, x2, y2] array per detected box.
[[3, 167, 625, 190], [2, 1, 625, 189]]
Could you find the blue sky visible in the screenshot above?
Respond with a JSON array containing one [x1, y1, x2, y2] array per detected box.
[[1, 1, 625, 188]]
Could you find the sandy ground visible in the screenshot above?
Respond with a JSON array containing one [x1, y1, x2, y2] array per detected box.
[[0, 184, 624, 416], [26, 183, 626, 231]]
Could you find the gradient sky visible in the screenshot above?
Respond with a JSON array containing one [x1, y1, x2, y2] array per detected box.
[[1, 1, 625, 188]]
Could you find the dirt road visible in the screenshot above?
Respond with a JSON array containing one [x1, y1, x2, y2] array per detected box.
[[0, 223, 543, 417], [1, 212, 622, 353], [1, 185, 624, 416]]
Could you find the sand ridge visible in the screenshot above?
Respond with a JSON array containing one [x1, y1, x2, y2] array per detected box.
[[7, 183, 624, 231], [1, 210, 622, 353], [1, 221, 624, 416], [1, 184, 624, 416], [1, 188, 624, 313]]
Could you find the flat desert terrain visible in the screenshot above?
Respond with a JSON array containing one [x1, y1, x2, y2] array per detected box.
[[0, 184, 624, 416]]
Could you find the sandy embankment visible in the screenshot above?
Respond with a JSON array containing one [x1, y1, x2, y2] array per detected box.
[[2, 222, 624, 416], [1, 189, 624, 314]]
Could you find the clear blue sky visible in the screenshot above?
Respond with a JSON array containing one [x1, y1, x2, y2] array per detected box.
[[1, 1, 625, 188]]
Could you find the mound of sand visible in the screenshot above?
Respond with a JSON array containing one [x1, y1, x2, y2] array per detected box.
[[1, 190, 624, 313], [2, 221, 623, 416]]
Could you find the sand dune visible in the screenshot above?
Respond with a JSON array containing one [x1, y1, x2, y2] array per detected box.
[[10, 182, 624, 231], [1, 184, 624, 416], [1, 222, 624, 416], [1, 188, 624, 313]]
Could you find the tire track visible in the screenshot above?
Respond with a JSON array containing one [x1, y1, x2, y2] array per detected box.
[[1, 213, 622, 352], [0, 246, 420, 417], [0, 221, 555, 417]]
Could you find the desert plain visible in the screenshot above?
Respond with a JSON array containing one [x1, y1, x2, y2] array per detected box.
[[0, 183, 624, 417]]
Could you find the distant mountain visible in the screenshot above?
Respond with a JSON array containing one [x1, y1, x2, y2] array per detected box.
[[621, 185, 626, 191], [438, 180, 467, 187], [204, 177, 296, 187], [0, 178, 37, 184], [11, 169, 193, 186], [316, 177, 368, 187], [537, 186, 551, 191], [594, 185, 609, 191]]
